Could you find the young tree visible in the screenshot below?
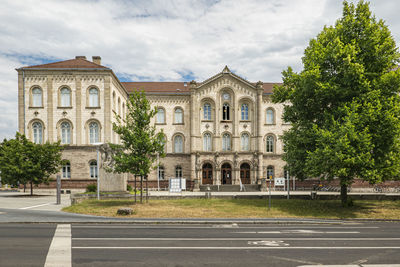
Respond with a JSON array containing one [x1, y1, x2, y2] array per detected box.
[[110, 90, 165, 202], [272, 1, 400, 205], [0, 133, 63, 195]]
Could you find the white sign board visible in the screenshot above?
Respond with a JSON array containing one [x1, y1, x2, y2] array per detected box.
[[169, 178, 186, 193], [274, 177, 285, 186]]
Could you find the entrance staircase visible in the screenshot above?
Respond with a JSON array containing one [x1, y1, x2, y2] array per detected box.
[[199, 184, 260, 192]]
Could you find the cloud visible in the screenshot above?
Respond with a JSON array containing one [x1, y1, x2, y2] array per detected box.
[[0, 0, 399, 140]]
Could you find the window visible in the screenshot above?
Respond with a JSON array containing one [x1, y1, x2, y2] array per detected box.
[[222, 133, 231, 151], [62, 161, 71, 178], [175, 166, 182, 178], [90, 161, 98, 178], [174, 108, 183, 124], [32, 121, 43, 144], [112, 91, 116, 110], [241, 104, 249, 120], [61, 121, 71, 144], [158, 166, 165, 180], [266, 109, 275, 124], [241, 133, 250, 151], [89, 88, 99, 107], [32, 87, 42, 107], [157, 108, 165, 124], [60, 87, 71, 107], [174, 135, 183, 153], [203, 133, 212, 151], [203, 103, 211, 120], [222, 103, 230, 120], [267, 166, 274, 179], [122, 103, 125, 119], [266, 135, 274, 152], [118, 97, 121, 115], [89, 122, 99, 144], [160, 135, 167, 153]]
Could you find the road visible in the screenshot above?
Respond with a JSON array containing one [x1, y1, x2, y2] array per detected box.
[[1, 222, 400, 266]]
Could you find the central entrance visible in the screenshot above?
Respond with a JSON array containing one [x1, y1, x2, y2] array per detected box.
[[240, 163, 251, 184], [221, 163, 232, 184], [202, 163, 213, 185]]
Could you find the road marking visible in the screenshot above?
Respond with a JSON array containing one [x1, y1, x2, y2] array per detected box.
[[72, 246, 400, 250], [45, 224, 71, 267], [298, 265, 400, 267], [19, 203, 52, 210], [73, 225, 377, 229], [73, 237, 400, 241], [248, 240, 289, 246], [235, 231, 360, 234]]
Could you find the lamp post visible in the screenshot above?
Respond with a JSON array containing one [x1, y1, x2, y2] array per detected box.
[[92, 142, 103, 200]]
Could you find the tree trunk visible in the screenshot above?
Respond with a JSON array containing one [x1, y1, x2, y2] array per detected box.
[[140, 175, 143, 204], [146, 175, 148, 203], [30, 180, 33, 196], [23, 183, 26, 193], [341, 184, 348, 206], [134, 175, 137, 203]]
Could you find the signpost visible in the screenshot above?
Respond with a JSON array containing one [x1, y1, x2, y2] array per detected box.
[[268, 176, 272, 210]]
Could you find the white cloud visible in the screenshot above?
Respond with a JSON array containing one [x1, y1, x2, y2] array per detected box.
[[0, 0, 399, 140]]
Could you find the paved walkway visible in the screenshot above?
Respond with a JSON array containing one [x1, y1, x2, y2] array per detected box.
[[0, 192, 71, 211]]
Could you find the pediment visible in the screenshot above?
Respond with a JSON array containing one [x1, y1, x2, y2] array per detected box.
[[197, 66, 256, 90]]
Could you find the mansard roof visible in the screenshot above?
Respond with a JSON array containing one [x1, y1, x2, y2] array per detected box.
[[18, 58, 109, 70]]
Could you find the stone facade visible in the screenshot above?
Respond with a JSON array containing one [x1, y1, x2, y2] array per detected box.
[[17, 57, 290, 189]]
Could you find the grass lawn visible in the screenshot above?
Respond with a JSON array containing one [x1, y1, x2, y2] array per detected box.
[[62, 198, 400, 219]]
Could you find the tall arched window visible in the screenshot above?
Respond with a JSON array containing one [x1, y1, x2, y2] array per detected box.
[[62, 161, 71, 178], [32, 121, 43, 144], [118, 97, 121, 115], [266, 108, 275, 124], [203, 133, 212, 151], [222, 103, 230, 120], [175, 166, 182, 178], [61, 121, 71, 144], [89, 122, 99, 144], [203, 103, 211, 120], [267, 166, 274, 179], [60, 87, 71, 107], [174, 135, 183, 153], [122, 103, 125, 119], [174, 108, 183, 124], [241, 133, 250, 151], [32, 88, 42, 107], [222, 133, 231, 151], [241, 104, 249, 120], [90, 161, 98, 178], [157, 108, 165, 123], [266, 135, 274, 152], [89, 88, 99, 107], [112, 91, 116, 110]]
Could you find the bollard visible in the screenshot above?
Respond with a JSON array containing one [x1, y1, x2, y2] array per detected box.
[[56, 175, 61, 205]]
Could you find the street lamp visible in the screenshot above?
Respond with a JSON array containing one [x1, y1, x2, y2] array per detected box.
[[92, 142, 103, 200]]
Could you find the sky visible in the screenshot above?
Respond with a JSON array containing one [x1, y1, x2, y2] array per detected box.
[[0, 0, 399, 140]]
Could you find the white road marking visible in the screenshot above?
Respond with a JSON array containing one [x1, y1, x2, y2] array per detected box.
[[248, 240, 289, 246], [45, 224, 71, 267], [298, 265, 400, 267], [19, 203, 53, 210], [72, 246, 400, 250], [73, 237, 400, 241], [234, 231, 359, 234], [73, 225, 377, 229]]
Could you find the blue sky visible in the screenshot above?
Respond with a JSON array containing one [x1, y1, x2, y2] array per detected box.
[[0, 0, 399, 140]]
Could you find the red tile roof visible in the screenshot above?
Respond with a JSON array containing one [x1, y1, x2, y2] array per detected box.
[[20, 58, 109, 69]]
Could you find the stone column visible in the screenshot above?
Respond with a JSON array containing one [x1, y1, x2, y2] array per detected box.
[[256, 82, 264, 183], [75, 75, 82, 145], [103, 75, 111, 143], [18, 72, 25, 134], [47, 75, 54, 142]]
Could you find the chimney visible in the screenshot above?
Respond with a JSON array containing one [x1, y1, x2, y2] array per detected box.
[[75, 56, 86, 60], [92, 56, 101, 65]]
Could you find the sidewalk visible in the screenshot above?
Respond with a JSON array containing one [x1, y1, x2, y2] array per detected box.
[[0, 191, 71, 211]]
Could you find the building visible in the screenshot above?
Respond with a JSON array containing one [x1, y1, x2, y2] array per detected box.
[[16, 56, 289, 190]]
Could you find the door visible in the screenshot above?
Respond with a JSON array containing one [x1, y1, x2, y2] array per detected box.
[[221, 163, 232, 184], [240, 163, 251, 184], [202, 163, 213, 185]]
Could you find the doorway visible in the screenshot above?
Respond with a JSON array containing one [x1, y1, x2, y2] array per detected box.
[[240, 163, 251, 184], [221, 163, 232, 184], [202, 163, 213, 185]]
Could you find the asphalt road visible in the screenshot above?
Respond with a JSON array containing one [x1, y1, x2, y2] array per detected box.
[[1, 222, 400, 266]]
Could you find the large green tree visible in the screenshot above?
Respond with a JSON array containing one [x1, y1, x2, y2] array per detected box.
[[272, 1, 400, 205], [110, 90, 165, 201], [0, 133, 63, 195]]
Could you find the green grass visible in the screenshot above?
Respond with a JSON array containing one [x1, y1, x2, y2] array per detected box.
[[62, 198, 400, 219]]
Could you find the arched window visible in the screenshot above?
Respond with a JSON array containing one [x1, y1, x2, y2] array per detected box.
[[203, 103, 211, 120], [32, 121, 43, 144], [266, 109, 275, 124], [241, 104, 249, 120], [112, 91, 116, 110], [222, 133, 231, 151], [89, 122, 100, 144], [203, 133, 212, 151], [222, 103, 230, 120], [266, 135, 274, 152], [174, 108, 183, 124], [60, 87, 71, 107], [160, 134, 167, 153], [90, 161, 98, 178], [61, 121, 71, 144], [118, 97, 121, 116], [267, 166, 274, 179], [122, 103, 125, 119], [175, 166, 182, 178], [62, 161, 71, 178], [241, 133, 250, 151], [174, 135, 183, 153], [157, 108, 165, 124], [158, 166, 165, 180], [89, 88, 99, 107], [32, 87, 42, 107]]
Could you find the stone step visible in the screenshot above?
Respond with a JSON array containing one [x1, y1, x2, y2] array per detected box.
[[199, 185, 260, 192]]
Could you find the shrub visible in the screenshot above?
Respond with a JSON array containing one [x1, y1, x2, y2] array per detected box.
[[86, 184, 97, 193], [127, 184, 132, 191]]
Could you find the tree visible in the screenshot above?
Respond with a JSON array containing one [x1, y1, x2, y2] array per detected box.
[[272, 1, 400, 206], [110, 90, 165, 202], [0, 133, 63, 195]]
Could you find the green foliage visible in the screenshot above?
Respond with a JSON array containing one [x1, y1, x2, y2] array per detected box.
[[272, 1, 400, 204], [86, 184, 97, 193], [127, 184, 132, 192], [110, 90, 165, 177], [0, 133, 64, 195]]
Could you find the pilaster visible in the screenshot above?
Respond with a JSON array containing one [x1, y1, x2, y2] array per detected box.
[[47, 75, 54, 142], [104, 75, 111, 142], [75, 75, 82, 145], [18, 72, 25, 134]]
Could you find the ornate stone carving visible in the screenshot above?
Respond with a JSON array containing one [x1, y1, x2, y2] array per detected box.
[[99, 143, 115, 169]]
